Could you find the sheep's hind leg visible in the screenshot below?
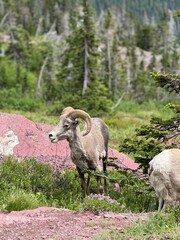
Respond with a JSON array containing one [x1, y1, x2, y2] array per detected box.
[[97, 176, 103, 194], [158, 197, 164, 212], [77, 167, 86, 198], [96, 164, 104, 194]]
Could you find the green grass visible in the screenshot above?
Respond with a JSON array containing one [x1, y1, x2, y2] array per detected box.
[[0, 108, 58, 125], [105, 116, 145, 150], [96, 209, 180, 240], [4, 190, 42, 211], [85, 220, 97, 227], [113, 100, 176, 120]]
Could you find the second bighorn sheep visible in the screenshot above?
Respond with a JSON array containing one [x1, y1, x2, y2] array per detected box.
[[148, 148, 180, 211], [49, 107, 109, 197]]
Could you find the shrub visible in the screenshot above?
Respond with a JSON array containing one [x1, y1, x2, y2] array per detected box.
[[52, 169, 82, 210], [0, 158, 157, 212], [46, 101, 66, 116], [0, 158, 55, 197], [0, 158, 82, 210], [82, 193, 125, 213], [16, 97, 41, 111], [81, 169, 157, 213], [0, 88, 40, 111], [4, 189, 40, 211], [106, 170, 157, 212]]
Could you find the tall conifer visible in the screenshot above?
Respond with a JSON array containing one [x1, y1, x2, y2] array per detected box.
[[57, 0, 111, 113]]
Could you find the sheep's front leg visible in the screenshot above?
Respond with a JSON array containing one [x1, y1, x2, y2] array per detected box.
[[77, 167, 86, 198], [86, 174, 91, 195], [103, 158, 107, 194]]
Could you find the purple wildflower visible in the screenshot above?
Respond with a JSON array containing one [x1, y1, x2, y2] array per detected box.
[[89, 193, 120, 205], [98, 196, 103, 201]]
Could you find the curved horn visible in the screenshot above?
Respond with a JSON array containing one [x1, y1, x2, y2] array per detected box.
[[66, 109, 92, 136], [61, 107, 74, 116]]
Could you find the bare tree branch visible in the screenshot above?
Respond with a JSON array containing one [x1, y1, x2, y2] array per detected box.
[[0, 12, 10, 29], [111, 92, 126, 109], [36, 56, 49, 99], [82, 39, 89, 96]]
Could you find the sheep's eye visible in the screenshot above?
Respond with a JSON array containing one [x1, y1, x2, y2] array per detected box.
[[64, 124, 70, 129]]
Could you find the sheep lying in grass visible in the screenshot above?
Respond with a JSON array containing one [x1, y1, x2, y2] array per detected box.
[[49, 107, 109, 197], [148, 148, 180, 211]]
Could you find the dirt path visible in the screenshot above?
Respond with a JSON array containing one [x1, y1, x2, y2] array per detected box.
[[0, 207, 152, 240]]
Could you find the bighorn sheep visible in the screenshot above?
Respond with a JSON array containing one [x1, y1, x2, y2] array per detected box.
[[148, 148, 180, 211], [49, 107, 109, 197]]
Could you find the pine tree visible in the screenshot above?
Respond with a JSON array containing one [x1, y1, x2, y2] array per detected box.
[[151, 72, 180, 94], [8, 25, 30, 91], [103, 9, 114, 97], [56, 0, 112, 114], [111, 35, 124, 102]]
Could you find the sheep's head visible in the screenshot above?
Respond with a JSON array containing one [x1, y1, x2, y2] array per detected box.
[[49, 107, 92, 143]]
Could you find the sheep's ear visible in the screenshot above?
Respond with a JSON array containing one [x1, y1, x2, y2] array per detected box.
[[72, 119, 80, 126]]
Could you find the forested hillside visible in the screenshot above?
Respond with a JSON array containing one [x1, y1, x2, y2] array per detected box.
[[93, 0, 180, 35], [0, 0, 179, 115]]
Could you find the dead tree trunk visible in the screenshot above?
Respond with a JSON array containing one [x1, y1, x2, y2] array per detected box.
[[36, 56, 49, 99]]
